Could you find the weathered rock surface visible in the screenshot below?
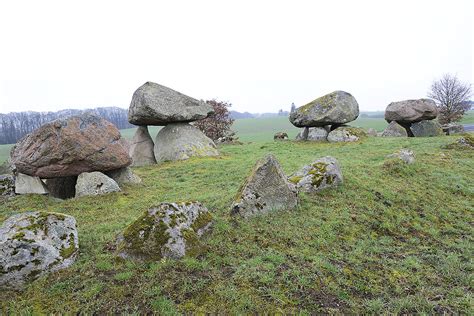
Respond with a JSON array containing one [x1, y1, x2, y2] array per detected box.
[[274, 132, 289, 140], [307, 127, 329, 141], [386, 149, 415, 164], [385, 99, 438, 124], [15, 173, 48, 195], [0, 174, 15, 197], [289, 91, 359, 127], [410, 120, 443, 137], [10, 114, 131, 178], [106, 167, 141, 185], [116, 202, 213, 260], [295, 127, 310, 140], [381, 121, 408, 137], [289, 157, 343, 193], [154, 123, 219, 163], [128, 82, 214, 126], [45, 177, 77, 199], [367, 128, 378, 136], [75, 172, 121, 198], [444, 134, 474, 150], [129, 126, 157, 166], [0, 211, 78, 290], [442, 123, 464, 135], [327, 127, 367, 142], [231, 154, 298, 218]]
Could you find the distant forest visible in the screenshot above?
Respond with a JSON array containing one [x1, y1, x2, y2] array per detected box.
[[0, 107, 133, 144]]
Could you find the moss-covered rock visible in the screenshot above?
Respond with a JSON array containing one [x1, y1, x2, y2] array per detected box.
[[410, 120, 443, 137], [116, 202, 213, 261], [0, 174, 15, 197], [327, 127, 367, 143], [289, 91, 359, 128], [289, 156, 343, 193], [231, 154, 298, 218], [0, 211, 78, 290], [443, 133, 474, 150]]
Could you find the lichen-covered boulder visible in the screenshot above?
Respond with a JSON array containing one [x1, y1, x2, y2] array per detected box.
[[289, 91, 359, 127], [443, 134, 474, 150], [106, 167, 141, 185], [442, 123, 464, 135], [154, 123, 219, 163], [410, 120, 443, 137], [381, 121, 408, 137], [385, 99, 438, 124], [0, 211, 78, 290], [10, 113, 131, 178], [296, 127, 329, 141], [0, 175, 15, 197], [75, 172, 120, 198], [128, 82, 214, 126], [231, 154, 298, 218], [386, 149, 415, 164], [15, 173, 48, 195], [274, 132, 288, 140], [129, 126, 157, 167], [327, 127, 367, 142], [367, 128, 378, 136], [116, 202, 213, 260], [289, 157, 343, 193]]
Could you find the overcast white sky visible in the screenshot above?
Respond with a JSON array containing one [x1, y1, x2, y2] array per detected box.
[[0, 0, 472, 114]]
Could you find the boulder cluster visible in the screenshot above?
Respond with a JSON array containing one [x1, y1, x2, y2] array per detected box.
[[8, 114, 138, 199], [128, 82, 219, 166], [381, 99, 443, 137], [290, 91, 366, 142]]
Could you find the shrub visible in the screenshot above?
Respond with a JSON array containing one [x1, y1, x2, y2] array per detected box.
[[194, 99, 235, 141]]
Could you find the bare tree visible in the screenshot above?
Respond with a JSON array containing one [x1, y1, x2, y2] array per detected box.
[[194, 99, 234, 141], [428, 74, 472, 124]]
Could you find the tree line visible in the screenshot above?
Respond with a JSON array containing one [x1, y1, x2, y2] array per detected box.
[[0, 107, 134, 144]]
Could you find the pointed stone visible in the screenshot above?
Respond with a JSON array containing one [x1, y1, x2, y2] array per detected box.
[[129, 126, 157, 166], [231, 154, 298, 218], [381, 121, 408, 137]]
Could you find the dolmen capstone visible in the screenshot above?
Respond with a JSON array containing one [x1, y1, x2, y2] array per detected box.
[[0, 211, 78, 290], [383, 99, 442, 137], [128, 82, 218, 165], [116, 202, 213, 261], [290, 91, 364, 142], [10, 113, 137, 198], [231, 154, 298, 218], [289, 157, 343, 193]]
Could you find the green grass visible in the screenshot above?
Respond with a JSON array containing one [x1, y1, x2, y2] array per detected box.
[[460, 111, 474, 124], [0, 144, 13, 164], [1, 135, 473, 314]]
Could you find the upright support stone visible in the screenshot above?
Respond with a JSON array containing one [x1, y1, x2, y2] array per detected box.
[[129, 126, 157, 166]]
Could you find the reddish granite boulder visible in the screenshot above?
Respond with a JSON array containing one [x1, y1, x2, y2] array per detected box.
[[11, 114, 131, 178]]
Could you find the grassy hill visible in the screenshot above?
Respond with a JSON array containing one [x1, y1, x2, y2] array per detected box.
[[1, 134, 473, 314]]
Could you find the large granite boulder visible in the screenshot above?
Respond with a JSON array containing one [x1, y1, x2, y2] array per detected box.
[[15, 173, 48, 195], [0, 175, 15, 197], [10, 114, 131, 178], [128, 82, 214, 126], [289, 91, 359, 127], [106, 167, 141, 185], [75, 172, 121, 198], [381, 121, 408, 137], [129, 126, 157, 166], [116, 202, 213, 261], [0, 211, 78, 290], [231, 154, 298, 218], [327, 127, 367, 142], [154, 123, 219, 163], [289, 157, 343, 193], [385, 99, 438, 124], [410, 120, 443, 137]]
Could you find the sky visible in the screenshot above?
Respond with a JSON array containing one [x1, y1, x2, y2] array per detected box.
[[0, 0, 472, 114]]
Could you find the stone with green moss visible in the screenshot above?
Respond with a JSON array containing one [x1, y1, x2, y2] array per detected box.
[[289, 156, 343, 193], [116, 202, 213, 261], [231, 154, 298, 218], [289, 91, 359, 128], [154, 123, 219, 164], [0, 174, 15, 197], [327, 126, 367, 143], [443, 133, 474, 150], [0, 211, 78, 290]]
